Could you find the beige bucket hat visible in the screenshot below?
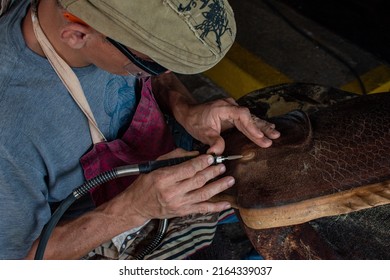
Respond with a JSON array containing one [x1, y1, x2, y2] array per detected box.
[[59, 0, 236, 74]]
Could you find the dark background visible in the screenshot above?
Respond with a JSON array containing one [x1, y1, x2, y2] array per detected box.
[[278, 0, 390, 63]]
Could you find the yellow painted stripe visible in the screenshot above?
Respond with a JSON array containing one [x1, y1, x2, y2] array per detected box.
[[341, 64, 390, 94], [371, 81, 390, 93], [204, 43, 291, 100], [205, 43, 390, 99]]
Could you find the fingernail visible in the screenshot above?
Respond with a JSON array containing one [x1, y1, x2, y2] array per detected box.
[[207, 155, 214, 165], [264, 138, 272, 145], [223, 203, 231, 210], [227, 177, 235, 187], [220, 164, 226, 174]]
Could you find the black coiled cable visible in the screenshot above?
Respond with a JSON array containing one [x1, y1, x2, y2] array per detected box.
[[73, 169, 118, 199], [133, 219, 169, 260], [34, 156, 204, 259], [34, 169, 119, 259]]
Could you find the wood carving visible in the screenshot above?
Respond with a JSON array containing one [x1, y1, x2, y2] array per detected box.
[[213, 83, 390, 259]]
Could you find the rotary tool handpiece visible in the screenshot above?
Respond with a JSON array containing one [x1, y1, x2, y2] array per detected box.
[[115, 154, 243, 177]]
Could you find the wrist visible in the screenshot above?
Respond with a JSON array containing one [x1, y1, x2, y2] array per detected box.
[[152, 73, 197, 120], [97, 194, 150, 234], [170, 93, 194, 124]]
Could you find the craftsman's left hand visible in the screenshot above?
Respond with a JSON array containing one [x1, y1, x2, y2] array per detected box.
[[182, 97, 281, 154]]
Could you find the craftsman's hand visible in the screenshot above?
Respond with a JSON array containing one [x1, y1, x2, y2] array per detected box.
[[117, 149, 234, 223], [181, 98, 280, 154]]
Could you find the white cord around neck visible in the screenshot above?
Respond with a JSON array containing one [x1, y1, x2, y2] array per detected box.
[[31, 1, 106, 144]]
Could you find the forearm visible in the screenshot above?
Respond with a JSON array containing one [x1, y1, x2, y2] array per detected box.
[[151, 73, 197, 124], [24, 150, 236, 259], [25, 197, 147, 260]]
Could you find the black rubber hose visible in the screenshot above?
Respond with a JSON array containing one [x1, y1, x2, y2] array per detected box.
[[34, 169, 119, 259], [34, 156, 197, 259], [133, 219, 169, 260], [34, 193, 76, 260], [262, 0, 367, 95]]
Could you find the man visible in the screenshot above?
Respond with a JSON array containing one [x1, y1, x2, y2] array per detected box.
[[0, 0, 279, 259]]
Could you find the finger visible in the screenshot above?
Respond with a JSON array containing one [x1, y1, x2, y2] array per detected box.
[[237, 122, 272, 148], [205, 134, 226, 155], [224, 97, 239, 106], [183, 201, 232, 215], [234, 113, 280, 148], [179, 163, 227, 193], [157, 148, 199, 161], [252, 116, 280, 139], [156, 154, 215, 183], [186, 175, 235, 205]]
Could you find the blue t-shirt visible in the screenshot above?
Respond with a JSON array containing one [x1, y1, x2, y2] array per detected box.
[[0, 1, 138, 259]]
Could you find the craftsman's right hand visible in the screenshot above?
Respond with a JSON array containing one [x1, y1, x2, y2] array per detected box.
[[114, 149, 234, 225]]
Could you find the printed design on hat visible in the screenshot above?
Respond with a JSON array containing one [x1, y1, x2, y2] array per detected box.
[[177, 0, 232, 52]]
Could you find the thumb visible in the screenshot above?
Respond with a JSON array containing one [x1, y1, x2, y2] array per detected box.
[[205, 135, 226, 155]]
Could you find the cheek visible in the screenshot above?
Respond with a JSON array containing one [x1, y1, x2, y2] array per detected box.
[[93, 56, 128, 75], [93, 53, 129, 75], [88, 40, 130, 74]]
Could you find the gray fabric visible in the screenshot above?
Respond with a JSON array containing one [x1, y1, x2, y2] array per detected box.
[[0, 0, 138, 259]]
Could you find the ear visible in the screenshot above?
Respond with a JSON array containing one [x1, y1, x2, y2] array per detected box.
[[60, 22, 92, 49]]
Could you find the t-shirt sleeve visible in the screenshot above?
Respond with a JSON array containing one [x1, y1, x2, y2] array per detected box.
[[0, 156, 51, 259]]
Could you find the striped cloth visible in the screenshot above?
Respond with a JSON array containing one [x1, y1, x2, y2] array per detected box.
[[85, 208, 235, 260]]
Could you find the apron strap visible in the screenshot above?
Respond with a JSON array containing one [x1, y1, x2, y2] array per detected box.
[[31, 1, 106, 144], [0, 0, 12, 16]]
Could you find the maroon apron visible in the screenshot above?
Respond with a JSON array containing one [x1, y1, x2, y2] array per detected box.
[[80, 78, 176, 206], [80, 78, 229, 260]]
